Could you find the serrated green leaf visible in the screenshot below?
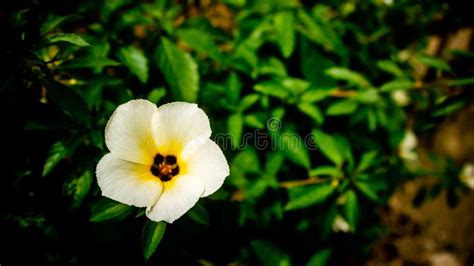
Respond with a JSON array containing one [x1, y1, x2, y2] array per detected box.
[[251, 240, 291, 266], [325, 67, 370, 87], [297, 103, 323, 124], [274, 11, 295, 58], [155, 37, 199, 102], [416, 54, 451, 72], [187, 203, 210, 225], [46, 33, 90, 46], [285, 182, 334, 210], [228, 113, 243, 148], [343, 190, 359, 232], [312, 130, 343, 166], [90, 198, 133, 222], [42, 137, 81, 176], [142, 221, 166, 260], [306, 249, 331, 266], [41, 78, 91, 128], [117, 46, 149, 83], [380, 79, 414, 92], [326, 100, 358, 116]]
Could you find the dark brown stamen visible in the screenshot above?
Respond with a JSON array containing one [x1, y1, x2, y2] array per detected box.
[[150, 154, 179, 182]]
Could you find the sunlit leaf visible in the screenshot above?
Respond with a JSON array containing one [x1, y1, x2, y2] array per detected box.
[[46, 33, 90, 46], [117, 46, 149, 83], [155, 37, 199, 102]]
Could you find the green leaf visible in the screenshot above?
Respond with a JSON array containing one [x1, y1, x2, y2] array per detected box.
[[42, 137, 81, 176], [376, 60, 404, 77], [187, 203, 210, 225], [356, 151, 377, 172], [325, 67, 370, 87], [297, 103, 323, 124], [142, 221, 166, 260], [355, 181, 378, 202], [326, 100, 358, 116], [297, 10, 345, 58], [238, 94, 260, 112], [447, 77, 474, 87], [65, 170, 93, 208], [380, 79, 414, 92], [46, 33, 90, 46], [90, 198, 133, 222], [306, 249, 331, 266], [250, 240, 291, 266], [280, 130, 311, 169], [285, 182, 334, 210], [416, 54, 451, 72], [61, 57, 120, 68], [354, 89, 380, 104], [300, 89, 331, 103], [117, 46, 149, 83], [228, 113, 243, 148], [145, 88, 165, 104], [312, 130, 343, 166], [274, 11, 295, 58], [41, 78, 91, 128], [226, 72, 242, 105], [41, 15, 78, 35], [309, 165, 340, 177], [155, 37, 199, 102], [300, 38, 337, 87], [254, 81, 289, 99], [176, 28, 224, 61], [343, 190, 359, 232], [257, 57, 287, 77]]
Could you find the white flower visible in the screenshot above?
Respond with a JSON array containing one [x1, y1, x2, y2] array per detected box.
[[96, 100, 229, 223], [398, 130, 418, 161], [459, 163, 474, 189], [391, 90, 410, 107], [332, 215, 350, 233]]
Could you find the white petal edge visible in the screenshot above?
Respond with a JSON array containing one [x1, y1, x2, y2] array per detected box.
[[181, 138, 229, 197], [96, 153, 163, 208], [146, 174, 204, 223], [105, 99, 158, 164], [152, 102, 211, 155]]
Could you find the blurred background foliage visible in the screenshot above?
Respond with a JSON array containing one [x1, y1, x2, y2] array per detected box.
[[1, 0, 473, 265]]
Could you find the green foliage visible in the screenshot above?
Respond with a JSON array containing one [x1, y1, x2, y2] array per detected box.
[[2, 0, 473, 265], [141, 221, 166, 260]]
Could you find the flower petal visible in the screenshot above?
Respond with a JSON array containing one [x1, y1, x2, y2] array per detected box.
[[105, 99, 157, 164], [181, 139, 229, 197], [152, 102, 211, 155], [146, 174, 204, 223], [96, 153, 162, 207]]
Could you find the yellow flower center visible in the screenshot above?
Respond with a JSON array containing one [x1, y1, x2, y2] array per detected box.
[[150, 154, 179, 182]]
